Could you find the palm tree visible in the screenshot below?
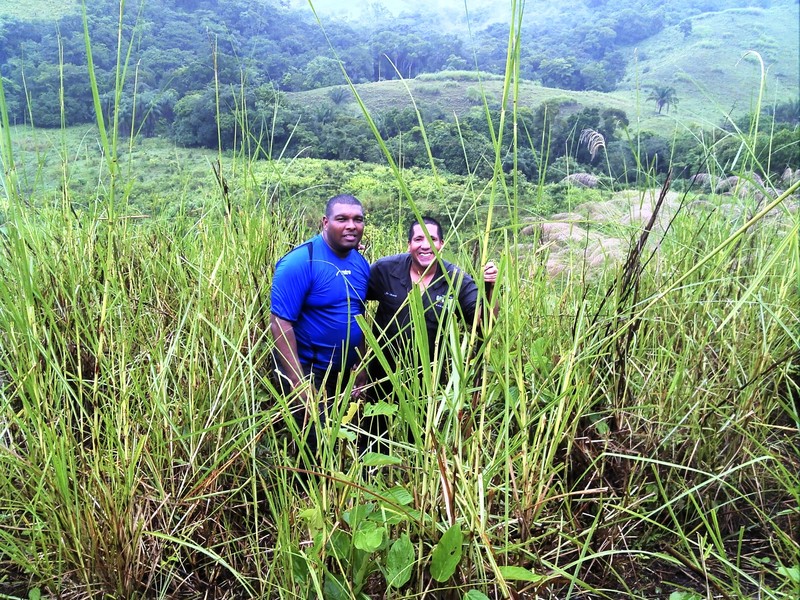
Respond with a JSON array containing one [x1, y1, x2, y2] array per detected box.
[[647, 85, 679, 114], [770, 97, 799, 126]]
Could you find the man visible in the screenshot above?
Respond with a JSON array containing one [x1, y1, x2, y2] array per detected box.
[[362, 216, 498, 444], [270, 194, 370, 438]]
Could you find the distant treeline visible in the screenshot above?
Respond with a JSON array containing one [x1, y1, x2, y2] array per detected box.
[[0, 0, 796, 183], [0, 0, 778, 119]]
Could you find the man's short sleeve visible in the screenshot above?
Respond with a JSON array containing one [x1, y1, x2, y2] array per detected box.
[[270, 245, 312, 322]]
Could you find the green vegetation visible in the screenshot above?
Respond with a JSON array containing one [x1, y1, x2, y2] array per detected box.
[[617, 3, 799, 121], [0, 0, 73, 21], [0, 0, 796, 185], [0, 1, 798, 598], [1, 1, 797, 136]]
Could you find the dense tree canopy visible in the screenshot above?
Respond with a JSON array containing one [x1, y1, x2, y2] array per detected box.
[[3, 0, 754, 131], [0, 0, 795, 185]]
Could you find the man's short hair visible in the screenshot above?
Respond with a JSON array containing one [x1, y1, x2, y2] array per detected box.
[[408, 216, 444, 242], [325, 194, 362, 217]]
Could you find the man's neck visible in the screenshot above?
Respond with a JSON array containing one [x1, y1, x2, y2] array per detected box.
[[321, 232, 349, 258], [410, 262, 435, 284]]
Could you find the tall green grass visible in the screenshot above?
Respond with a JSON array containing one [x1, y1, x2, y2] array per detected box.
[[0, 1, 798, 598]]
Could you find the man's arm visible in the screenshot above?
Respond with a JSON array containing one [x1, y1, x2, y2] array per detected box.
[[269, 313, 306, 390]]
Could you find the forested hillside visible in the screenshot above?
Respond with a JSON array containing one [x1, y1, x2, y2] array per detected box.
[[0, 0, 797, 184]]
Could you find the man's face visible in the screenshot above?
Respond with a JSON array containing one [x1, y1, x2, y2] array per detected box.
[[322, 203, 365, 256], [408, 222, 443, 272]]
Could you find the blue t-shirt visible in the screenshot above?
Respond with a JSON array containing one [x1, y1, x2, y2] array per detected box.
[[271, 234, 370, 372]]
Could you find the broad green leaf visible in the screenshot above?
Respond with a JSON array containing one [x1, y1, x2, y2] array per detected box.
[[430, 524, 463, 582], [351, 547, 374, 587], [530, 336, 550, 371], [362, 452, 402, 466], [463, 591, 491, 600], [403, 508, 423, 522], [587, 412, 610, 436], [324, 573, 351, 600], [386, 534, 414, 588], [353, 520, 385, 552], [777, 564, 800, 583], [368, 503, 407, 526], [337, 428, 357, 442], [669, 592, 702, 600], [498, 565, 543, 582], [343, 503, 375, 527], [326, 529, 351, 560], [383, 485, 414, 505], [290, 551, 310, 583], [299, 507, 323, 531], [364, 401, 398, 417]]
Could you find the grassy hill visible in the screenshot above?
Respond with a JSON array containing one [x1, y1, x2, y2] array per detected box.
[[288, 76, 659, 133], [614, 4, 799, 126], [4, 124, 544, 225], [2, 1, 796, 139], [288, 3, 798, 137]]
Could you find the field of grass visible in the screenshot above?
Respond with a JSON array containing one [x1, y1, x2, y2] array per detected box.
[[0, 2, 799, 599], [1, 139, 798, 599], [289, 77, 640, 129], [2, 123, 557, 231]]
